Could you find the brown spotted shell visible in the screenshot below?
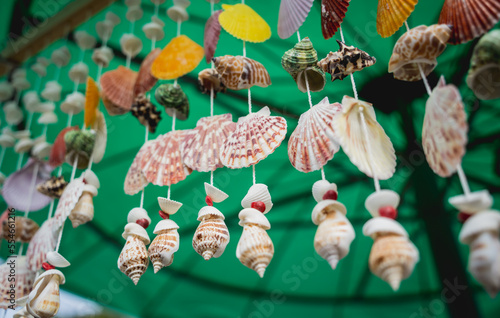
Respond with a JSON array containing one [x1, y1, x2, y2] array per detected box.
[[2, 216, 39, 242], [213, 55, 271, 90]]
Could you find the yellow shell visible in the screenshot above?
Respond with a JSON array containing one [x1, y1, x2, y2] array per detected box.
[[84, 77, 99, 128], [219, 4, 271, 43], [151, 35, 204, 80], [377, 0, 418, 38]]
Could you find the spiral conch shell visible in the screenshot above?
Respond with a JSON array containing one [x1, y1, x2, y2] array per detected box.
[[26, 269, 65, 318], [148, 219, 180, 273], [68, 183, 98, 228], [363, 217, 419, 291], [193, 206, 230, 260], [118, 223, 150, 285], [213, 55, 271, 90]]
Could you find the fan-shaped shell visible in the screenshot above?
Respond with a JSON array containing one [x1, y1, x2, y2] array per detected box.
[[46, 251, 71, 268], [134, 48, 160, 97], [69, 62, 89, 84], [204, 183, 229, 203], [466, 231, 500, 298], [101, 66, 138, 116], [84, 77, 100, 127], [278, 0, 314, 39], [167, 0, 190, 22], [61, 92, 85, 115], [332, 96, 396, 180], [38, 112, 57, 125], [41, 81, 62, 102], [377, 0, 418, 38], [219, 4, 271, 43], [1, 217, 39, 242], [220, 107, 287, 168], [193, 207, 230, 260], [204, 10, 222, 63], [236, 223, 274, 278], [143, 16, 165, 41], [131, 94, 162, 133], [213, 55, 271, 90], [96, 19, 115, 42], [92, 47, 114, 68], [74, 31, 96, 50], [26, 218, 59, 271], [51, 47, 71, 67], [288, 97, 342, 173], [321, 0, 351, 40], [49, 126, 79, 167], [459, 211, 500, 244], [151, 35, 204, 80], [52, 178, 85, 227], [0, 256, 36, 308], [31, 63, 47, 77], [241, 184, 273, 214], [4, 102, 24, 126], [124, 140, 154, 195], [0, 134, 15, 148], [158, 197, 183, 215], [182, 114, 236, 172], [120, 33, 143, 58], [126, 5, 143, 22]]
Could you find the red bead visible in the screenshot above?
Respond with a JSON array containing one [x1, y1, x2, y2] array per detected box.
[[136, 218, 150, 229], [322, 190, 338, 201], [82, 178, 87, 184], [42, 262, 55, 271], [379, 206, 398, 219], [458, 212, 472, 224], [205, 195, 213, 206], [251, 201, 266, 213], [159, 210, 170, 219]]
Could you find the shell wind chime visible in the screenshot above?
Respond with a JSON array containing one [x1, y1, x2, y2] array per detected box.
[[118, 218, 150, 284]]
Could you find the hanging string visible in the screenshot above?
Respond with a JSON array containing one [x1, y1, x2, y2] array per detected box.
[[55, 222, 64, 253], [177, 19, 182, 36], [320, 167, 326, 181], [70, 157, 78, 181], [0, 147, 5, 169], [18, 162, 40, 255], [139, 126, 149, 208]]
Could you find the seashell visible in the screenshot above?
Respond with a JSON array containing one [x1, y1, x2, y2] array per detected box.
[[422, 76, 468, 177], [12, 77, 30, 91], [288, 97, 342, 172], [204, 10, 222, 63], [158, 197, 183, 215], [236, 208, 274, 278], [142, 17, 165, 41], [4, 102, 24, 125], [148, 219, 180, 273], [154, 83, 189, 120], [61, 92, 85, 115], [151, 35, 204, 80], [32, 141, 52, 160], [25, 218, 58, 271], [84, 77, 100, 128], [51, 47, 71, 67], [49, 126, 79, 167], [151, 0, 166, 4], [52, 178, 85, 227], [13, 306, 31, 318], [46, 251, 70, 268], [106, 11, 121, 25], [101, 66, 138, 116], [193, 206, 230, 260], [92, 46, 114, 68], [389, 24, 452, 81], [220, 107, 287, 168], [38, 112, 57, 125], [21, 91, 40, 111], [278, 0, 314, 39], [296, 66, 326, 93], [182, 114, 236, 172], [1, 217, 39, 242], [363, 216, 408, 238], [219, 4, 271, 43], [74, 31, 96, 50], [318, 40, 377, 81], [312, 180, 338, 203], [449, 190, 493, 214], [0, 134, 16, 147], [126, 5, 143, 22], [466, 29, 500, 100], [213, 55, 271, 90], [459, 211, 500, 244], [82, 169, 100, 188], [91, 110, 107, 164], [365, 190, 400, 218], [167, 0, 190, 22], [124, 141, 154, 195], [26, 269, 65, 318], [439, 0, 500, 45], [204, 182, 229, 203], [96, 19, 115, 42], [118, 223, 150, 284], [12, 69, 27, 79], [377, 0, 418, 38], [41, 81, 62, 102], [69, 62, 89, 84], [241, 184, 273, 214], [312, 200, 347, 224], [37, 176, 68, 199], [0, 81, 14, 101], [127, 207, 151, 225], [125, 0, 141, 6], [332, 96, 396, 180], [64, 130, 96, 169], [68, 184, 97, 228], [120, 33, 143, 58], [14, 130, 31, 139], [131, 94, 162, 133], [134, 48, 160, 97], [0, 256, 36, 308], [198, 68, 226, 98], [321, 0, 351, 39], [31, 62, 47, 77], [33, 102, 55, 114]]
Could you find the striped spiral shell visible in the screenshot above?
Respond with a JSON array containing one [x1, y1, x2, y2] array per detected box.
[[193, 215, 230, 261], [118, 235, 149, 285], [148, 229, 180, 273], [236, 224, 274, 278]]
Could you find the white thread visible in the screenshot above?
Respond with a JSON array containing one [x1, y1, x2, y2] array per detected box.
[[26, 112, 34, 131], [243, 41, 246, 57], [57, 166, 62, 177], [42, 124, 48, 138], [404, 21, 410, 32], [210, 170, 214, 186], [418, 63, 433, 95], [70, 157, 78, 181], [321, 167, 326, 181], [139, 126, 149, 208], [35, 76, 42, 92], [210, 0, 214, 14], [55, 222, 64, 253], [55, 66, 62, 82], [359, 109, 381, 192], [140, 189, 145, 208], [97, 64, 104, 83], [152, 36, 157, 51], [23, 163, 39, 218], [130, 20, 135, 34], [340, 27, 359, 100], [126, 55, 131, 69], [210, 88, 214, 116], [79, 48, 85, 62], [297, 30, 301, 42], [252, 165, 256, 185], [16, 153, 24, 170], [66, 112, 73, 127], [177, 19, 181, 36], [0, 147, 6, 169], [47, 199, 55, 219], [457, 165, 471, 196], [167, 186, 171, 199], [296, 31, 313, 107], [87, 153, 94, 171], [172, 110, 176, 131], [248, 89, 252, 113], [154, 3, 159, 16]]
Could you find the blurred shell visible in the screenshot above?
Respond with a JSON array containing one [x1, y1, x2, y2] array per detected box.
[[37, 176, 67, 199], [52, 178, 85, 227], [12, 77, 30, 91], [312, 200, 347, 225], [82, 169, 100, 188], [31, 63, 47, 77], [214, 55, 271, 90], [106, 11, 121, 25], [0, 256, 36, 308], [120, 33, 143, 58], [204, 183, 229, 203], [198, 68, 226, 97], [131, 94, 162, 133], [288, 97, 342, 172], [92, 47, 114, 68], [126, 5, 143, 22], [377, 0, 418, 38], [219, 4, 271, 43], [204, 10, 222, 63], [69, 62, 89, 84], [241, 184, 273, 214], [278, 0, 314, 39], [220, 106, 287, 168], [318, 40, 376, 81], [193, 206, 229, 260], [127, 207, 151, 224], [321, 0, 350, 40], [46, 251, 70, 268], [439, 0, 500, 44], [101, 66, 138, 116], [41, 81, 62, 102], [312, 180, 338, 203], [423, 77, 467, 177], [38, 112, 57, 125], [0, 134, 15, 147], [12, 69, 27, 79], [26, 218, 59, 271], [74, 31, 96, 50], [64, 130, 96, 169], [182, 114, 236, 172], [363, 216, 408, 238], [332, 96, 396, 180], [32, 101, 55, 114], [32, 141, 52, 160], [365, 190, 400, 218], [467, 30, 500, 100], [49, 126, 79, 167], [134, 48, 160, 97], [68, 189, 94, 228], [61, 92, 85, 115], [118, 230, 149, 285], [158, 197, 183, 215], [388, 24, 451, 81], [151, 35, 204, 80], [84, 77, 100, 127], [167, 0, 190, 22], [4, 102, 24, 125], [1, 217, 39, 242], [449, 190, 493, 214], [143, 17, 165, 41], [239, 208, 271, 229], [296, 66, 326, 93], [96, 19, 115, 42], [51, 47, 71, 67], [236, 222, 274, 278], [26, 270, 64, 318], [148, 223, 179, 273], [282, 37, 318, 78], [92, 111, 107, 164], [0, 81, 14, 101], [155, 83, 189, 120], [124, 141, 154, 195], [459, 211, 500, 244]]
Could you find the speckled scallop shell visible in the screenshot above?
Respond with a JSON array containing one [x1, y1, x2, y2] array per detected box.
[[101, 66, 138, 116], [389, 24, 451, 81], [288, 97, 342, 173], [198, 68, 226, 97], [52, 178, 85, 227], [220, 107, 287, 168], [148, 219, 180, 273], [377, 0, 418, 38], [213, 55, 271, 90], [182, 114, 236, 172], [26, 218, 59, 271], [219, 4, 271, 43], [193, 206, 230, 260], [1, 217, 39, 242], [37, 176, 67, 198], [85, 77, 100, 128], [124, 140, 154, 195], [0, 256, 35, 308], [134, 48, 160, 97], [422, 77, 467, 178], [321, 0, 351, 40], [204, 10, 222, 63], [278, 0, 314, 39], [131, 94, 162, 133], [151, 35, 204, 80], [439, 0, 500, 45], [332, 96, 396, 180]]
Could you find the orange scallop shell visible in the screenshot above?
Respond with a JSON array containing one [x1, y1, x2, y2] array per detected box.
[[377, 0, 418, 38], [100, 66, 138, 115], [84, 77, 100, 127]]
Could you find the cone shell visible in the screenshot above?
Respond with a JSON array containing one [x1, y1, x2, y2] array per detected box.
[[155, 83, 189, 120], [118, 234, 149, 285], [52, 178, 85, 227], [423, 77, 468, 177], [332, 96, 396, 180], [101, 66, 138, 116], [131, 94, 162, 133], [1, 217, 39, 242], [148, 221, 179, 273], [389, 24, 451, 81], [219, 4, 271, 43], [289, 97, 342, 172], [26, 219, 59, 271], [198, 68, 226, 97], [220, 107, 287, 168], [278, 0, 314, 39], [213, 55, 271, 90], [85, 77, 100, 127], [204, 10, 222, 63], [321, 0, 350, 39], [151, 35, 204, 80], [64, 130, 96, 169], [193, 206, 230, 260], [124, 140, 154, 195], [68, 190, 95, 228], [377, 0, 418, 38], [312, 180, 338, 203], [241, 184, 273, 214], [236, 224, 274, 278], [26, 270, 64, 318], [49, 126, 79, 167], [182, 114, 236, 172], [133, 49, 160, 97]]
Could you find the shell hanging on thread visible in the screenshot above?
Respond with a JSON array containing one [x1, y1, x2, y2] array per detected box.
[[1, 217, 38, 243], [68, 182, 98, 228], [377, 0, 418, 38], [220, 107, 287, 169], [0, 256, 36, 308], [204, 10, 223, 63], [49, 126, 79, 167], [64, 130, 96, 169], [193, 206, 230, 260], [131, 94, 162, 133], [52, 178, 85, 227], [389, 24, 451, 81], [321, 0, 351, 40], [219, 4, 271, 43], [26, 218, 59, 271], [118, 223, 150, 285], [26, 269, 65, 318], [213, 55, 271, 90], [100, 66, 138, 116], [149, 219, 180, 273], [155, 83, 189, 120], [133, 48, 160, 97], [37, 176, 68, 198], [198, 68, 226, 97], [124, 140, 154, 195]]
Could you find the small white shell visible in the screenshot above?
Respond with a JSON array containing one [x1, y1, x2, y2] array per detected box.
[[82, 184, 98, 197], [38, 112, 58, 125], [83, 169, 100, 188], [126, 5, 143, 22], [241, 184, 273, 214], [142, 16, 165, 41], [158, 197, 182, 215], [31, 63, 47, 77], [12, 69, 26, 79], [198, 206, 225, 221], [449, 190, 493, 214], [106, 12, 121, 25], [122, 223, 150, 244], [167, 0, 190, 22], [362, 217, 408, 238], [96, 19, 115, 42], [61, 92, 85, 114], [41, 81, 62, 102], [205, 182, 229, 203], [364, 190, 401, 218], [51, 47, 71, 67], [312, 180, 337, 203], [459, 210, 500, 244], [74, 31, 96, 50], [12, 77, 30, 91], [0, 134, 15, 147], [69, 62, 89, 84], [23, 91, 40, 111], [153, 219, 180, 234], [238, 208, 271, 230], [35, 102, 56, 113], [4, 102, 24, 125], [92, 46, 114, 68], [312, 200, 347, 225], [120, 33, 143, 58], [32, 141, 52, 160], [14, 130, 31, 139], [127, 207, 151, 225], [14, 138, 34, 153], [0, 81, 14, 101], [46, 251, 71, 268]]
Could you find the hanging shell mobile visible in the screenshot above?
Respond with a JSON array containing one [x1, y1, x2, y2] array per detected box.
[[204, 9, 223, 63], [26, 269, 65, 318], [118, 221, 150, 285]]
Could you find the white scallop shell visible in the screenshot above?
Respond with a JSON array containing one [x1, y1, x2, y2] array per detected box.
[[311, 200, 347, 225], [0, 134, 15, 147], [362, 217, 408, 238], [74, 31, 96, 50], [69, 62, 89, 84], [22, 91, 40, 112], [4, 102, 24, 125], [312, 180, 337, 203], [204, 182, 229, 203], [96, 19, 115, 42], [38, 112, 57, 125], [0, 81, 14, 101], [153, 219, 180, 233], [46, 251, 70, 268], [449, 190, 493, 214], [61, 92, 85, 114], [14, 138, 34, 153], [459, 210, 500, 244], [167, 0, 190, 22], [198, 205, 225, 221], [364, 190, 400, 218], [238, 208, 271, 229], [120, 33, 143, 58], [32, 141, 52, 160], [122, 223, 150, 244], [126, 5, 143, 22], [12, 77, 30, 90], [35, 102, 56, 113], [241, 184, 273, 214], [92, 47, 114, 68], [83, 169, 100, 188], [31, 63, 47, 77], [127, 207, 151, 225], [14, 130, 31, 139], [41, 81, 62, 102], [51, 47, 71, 67], [142, 16, 165, 41], [106, 12, 121, 25], [158, 197, 182, 215]]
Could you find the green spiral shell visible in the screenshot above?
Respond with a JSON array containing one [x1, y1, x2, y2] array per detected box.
[[155, 83, 189, 120]]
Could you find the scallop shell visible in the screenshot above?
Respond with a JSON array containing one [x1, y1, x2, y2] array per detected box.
[[101, 66, 138, 116], [12, 77, 30, 91], [23, 90, 40, 112], [68, 189, 95, 228], [377, 0, 418, 38], [4, 102, 24, 125], [388, 24, 451, 81], [151, 35, 204, 80], [0, 256, 36, 309], [64, 130, 96, 169], [46, 251, 71, 268], [120, 33, 143, 58], [53, 178, 85, 227], [332, 96, 396, 180], [154, 83, 189, 120], [219, 4, 271, 43], [182, 114, 236, 172], [126, 5, 143, 22], [1, 217, 39, 242], [220, 106, 287, 168], [449, 190, 493, 214], [26, 218, 59, 271], [318, 40, 377, 81], [127, 207, 151, 225], [312, 200, 347, 224], [106, 11, 121, 25], [51, 47, 71, 67], [49, 126, 79, 167], [288, 97, 342, 172], [143, 16, 165, 41], [61, 92, 85, 115], [158, 197, 183, 215], [31, 63, 47, 77], [0, 81, 14, 101], [213, 55, 271, 90], [364, 190, 400, 218], [167, 0, 190, 22], [118, 227, 150, 285], [26, 269, 65, 318], [0, 134, 15, 147], [241, 184, 273, 214], [204, 10, 222, 63], [312, 180, 338, 203], [439, 0, 500, 45], [92, 46, 114, 68], [96, 19, 115, 42], [131, 94, 162, 133], [74, 31, 96, 50], [69, 62, 89, 84], [278, 0, 314, 39], [204, 183, 229, 203], [124, 140, 154, 195], [37, 176, 67, 199], [423, 77, 468, 177], [236, 222, 274, 278], [198, 68, 226, 97], [85, 77, 100, 127], [148, 220, 180, 273], [321, 0, 351, 39], [193, 206, 230, 260], [134, 48, 160, 97]]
